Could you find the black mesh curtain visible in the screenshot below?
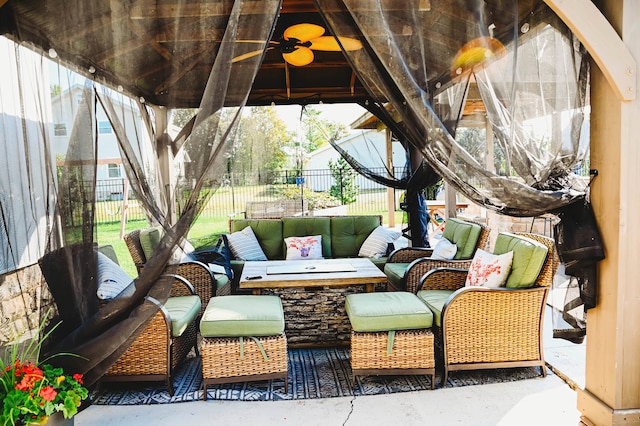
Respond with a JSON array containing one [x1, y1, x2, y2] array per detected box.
[[3, 0, 282, 384], [316, 0, 594, 340]]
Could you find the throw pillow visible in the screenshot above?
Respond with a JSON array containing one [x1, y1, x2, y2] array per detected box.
[[431, 238, 457, 260], [96, 251, 135, 300], [358, 226, 402, 258], [464, 249, 514, 288], [225, 226, 268, 261], [284, 235, 323, 260]]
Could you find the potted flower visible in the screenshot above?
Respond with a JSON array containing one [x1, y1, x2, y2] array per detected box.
[[1, 314, 89, 425]]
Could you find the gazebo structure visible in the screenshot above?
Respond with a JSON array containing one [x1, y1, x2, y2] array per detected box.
[[1, 1, 639, 424]]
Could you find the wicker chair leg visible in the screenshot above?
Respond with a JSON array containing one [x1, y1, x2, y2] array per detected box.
[[441, 368, 448, 388]]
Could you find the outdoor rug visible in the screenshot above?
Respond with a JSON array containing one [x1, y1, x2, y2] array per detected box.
[[91, 347, 548, 404]]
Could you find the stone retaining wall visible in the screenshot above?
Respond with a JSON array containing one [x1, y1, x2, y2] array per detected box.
[[0, 264, 55, 345]]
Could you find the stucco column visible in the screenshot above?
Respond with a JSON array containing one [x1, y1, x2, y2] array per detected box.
[[578, 1, 640, 424]]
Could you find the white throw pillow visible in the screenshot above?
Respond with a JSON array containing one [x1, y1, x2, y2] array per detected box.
[[431, 238, 457, 260], [284, 235, 323, 260], [96, 251, 136, 300], [464, 249, 514, 288], [225, 226, 268, 261], [358, 226, 402, 258]]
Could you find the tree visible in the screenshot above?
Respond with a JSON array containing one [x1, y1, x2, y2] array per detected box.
[[171, 108, 198, 129], [328, 156, 358, 204], [229, 107, 292, 183], [302, 106, 350, 152]]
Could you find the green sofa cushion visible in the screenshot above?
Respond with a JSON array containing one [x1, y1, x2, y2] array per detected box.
[[442, 218, 482, 260], [383, 262, 409, 290], [164, 295, 201, 337], [416, 290, 454, 327], [493, 233, 548, 288], [199, 295, 284, 337], [345, 292, 433, 332], [139, 226, 163, 260], [330, 216, 380, 258], [231, 219, 283, 259], [282, 217, 331, 258]]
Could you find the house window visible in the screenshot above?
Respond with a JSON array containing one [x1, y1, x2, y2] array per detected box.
[[108, 163, 121, 178], [54, 123, 67, 136], [98, 121, 112, 134]]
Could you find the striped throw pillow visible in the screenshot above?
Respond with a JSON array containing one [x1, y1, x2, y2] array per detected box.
[[225, 226, 268, 261], [358, 226, 401, 258], [96, 251, 136, 300]]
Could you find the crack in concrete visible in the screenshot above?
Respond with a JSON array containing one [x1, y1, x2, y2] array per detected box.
[[342, 395, 356, 425]]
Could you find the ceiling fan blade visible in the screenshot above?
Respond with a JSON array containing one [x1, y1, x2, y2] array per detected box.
[[309, 36, 363, 51], [282, 46, 314, 66], [232, 47, 273, 63], [284, 23, 325, 43]]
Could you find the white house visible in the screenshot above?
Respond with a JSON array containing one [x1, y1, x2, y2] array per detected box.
[[51, 84, 145, 201], [303, 129, 406, 191]]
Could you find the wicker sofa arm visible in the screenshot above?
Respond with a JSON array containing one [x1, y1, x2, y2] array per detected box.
[[405, 258, 474, 293], [387, 247, 433, 263], [442, 286, 549, 364], [417, 267, 468, 292]]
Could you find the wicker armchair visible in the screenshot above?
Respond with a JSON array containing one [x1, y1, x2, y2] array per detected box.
[[125, 228, 231, 316], [385, 218, 491, 293], [416, 232, 558, 386]]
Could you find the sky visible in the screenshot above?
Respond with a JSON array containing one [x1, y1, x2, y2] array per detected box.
[[275, 103, 368, 131]]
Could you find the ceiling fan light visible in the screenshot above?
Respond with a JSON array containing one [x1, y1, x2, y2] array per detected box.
[[450, 36, 506, 77], [283, 47, 314, 66]]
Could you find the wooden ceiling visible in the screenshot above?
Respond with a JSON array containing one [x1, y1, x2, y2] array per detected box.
[[1, 0, 536, 109]]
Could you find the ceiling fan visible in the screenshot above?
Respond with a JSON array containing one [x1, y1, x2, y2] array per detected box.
[[232, 23, 363, 67]]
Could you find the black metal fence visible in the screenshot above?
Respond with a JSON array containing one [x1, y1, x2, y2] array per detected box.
[[93, 167, 405, 224]]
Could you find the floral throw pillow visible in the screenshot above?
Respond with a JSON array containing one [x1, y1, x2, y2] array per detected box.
[[284, 235, 323, 260], [464, 249, 514, 288]]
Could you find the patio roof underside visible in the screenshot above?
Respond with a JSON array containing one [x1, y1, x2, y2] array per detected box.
[[0, 0, 535, 109]]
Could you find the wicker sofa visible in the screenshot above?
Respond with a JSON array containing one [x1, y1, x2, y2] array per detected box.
[[227, 215, 388, 291], [384, 218, 491, 293], [415, 232, 558, 386]]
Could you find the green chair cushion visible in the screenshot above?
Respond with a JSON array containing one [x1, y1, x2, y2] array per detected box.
[[416, 289, 454, 327], [282, 217, 332, 258], [345, 292, 433, 332], [383, 262, 410, 290], [199, 295, 285, 337], [213, 273, 230, 293], [231, 219, 283, 259], [330, 216, 380, 258], [139, 226, 163, 261], [369, 256, 388, 271], [164, 295, 201, 337], [493, 233, 549, 288], [442, 218, 482, 260]]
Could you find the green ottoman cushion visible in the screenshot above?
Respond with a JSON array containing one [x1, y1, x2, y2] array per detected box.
[[200, 295, 284, 337], [345, 292, 433, 332], [164, 295, 201, 337], [383, 262, 410, 290], [416, 290, 454, 327]]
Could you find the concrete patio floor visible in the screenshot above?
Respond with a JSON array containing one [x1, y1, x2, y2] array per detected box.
[[76, 305, 586, 426]]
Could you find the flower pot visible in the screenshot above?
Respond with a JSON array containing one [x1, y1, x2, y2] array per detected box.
[[31, 412, 74, 426]]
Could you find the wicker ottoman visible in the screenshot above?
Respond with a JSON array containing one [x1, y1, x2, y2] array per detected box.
[[199, 295, 288, 400], [345, 292, 435, 389]]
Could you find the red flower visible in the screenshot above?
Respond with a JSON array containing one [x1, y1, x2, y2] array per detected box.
[[39, 386, 57, 402], [72, 373, 84, 385]]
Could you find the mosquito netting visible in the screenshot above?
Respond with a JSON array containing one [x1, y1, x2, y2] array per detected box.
[[0, 0, 594, 385]]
